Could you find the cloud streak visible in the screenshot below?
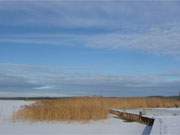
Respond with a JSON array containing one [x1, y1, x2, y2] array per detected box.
[[0, 1, 180, 56], [1, 24, 180, 55], [0, 63, 180, 94]]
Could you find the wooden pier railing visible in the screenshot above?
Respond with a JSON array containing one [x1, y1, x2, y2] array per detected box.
[[110, 109, 154, 126]]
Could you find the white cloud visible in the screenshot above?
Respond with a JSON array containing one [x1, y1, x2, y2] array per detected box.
[[0, 63, 179, 88], [85, 24, 180, 55], [0, 1, 180, 55], [1, 24, 180, 55], [0, 63, 180, 96]]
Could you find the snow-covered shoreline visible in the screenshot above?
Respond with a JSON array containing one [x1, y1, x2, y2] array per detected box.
[[0, 100, 146, 135], [0, 100, 33, 122], [0, 100, 180, 135]]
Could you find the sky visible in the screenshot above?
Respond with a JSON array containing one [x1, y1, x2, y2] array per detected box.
[[0, 0, 180, 97]]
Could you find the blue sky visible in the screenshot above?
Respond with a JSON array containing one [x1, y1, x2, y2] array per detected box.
[[0, 1, 180, 97]]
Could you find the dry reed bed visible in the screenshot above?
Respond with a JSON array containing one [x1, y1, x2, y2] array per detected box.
[[13, 97, 180, 122]]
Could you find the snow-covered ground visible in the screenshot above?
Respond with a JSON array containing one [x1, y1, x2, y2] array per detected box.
[[0, 100, 33, 122], [0, 100, 180, 135], [0, 100, 146, 135], [151, 116, 180, 135], [117, 108, 180, 116], [117, 108, 180, 135], [146, 108, 180, 135]]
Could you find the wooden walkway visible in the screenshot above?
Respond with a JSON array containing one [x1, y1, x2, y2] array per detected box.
[[110, 109, 154, 126]]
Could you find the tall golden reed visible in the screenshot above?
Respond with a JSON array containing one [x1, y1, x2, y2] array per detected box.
[[13, 97, 180, 122]]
